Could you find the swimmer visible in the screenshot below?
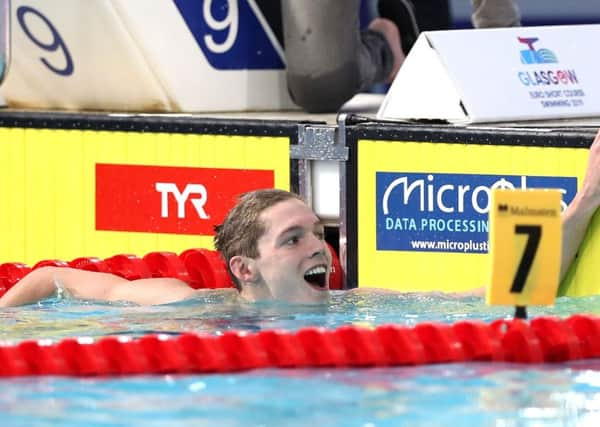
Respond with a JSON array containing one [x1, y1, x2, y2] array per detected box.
[[2, 127, 599, 308], [0, 189, 331, 307]]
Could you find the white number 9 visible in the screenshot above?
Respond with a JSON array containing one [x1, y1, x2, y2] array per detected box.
[[203, 0, 239, 54]]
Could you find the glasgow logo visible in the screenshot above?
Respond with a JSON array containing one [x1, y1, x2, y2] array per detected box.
[[518, 37, 558, 64]]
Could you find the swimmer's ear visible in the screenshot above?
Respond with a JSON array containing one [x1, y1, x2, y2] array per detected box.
[[229, 256, 259, 284]]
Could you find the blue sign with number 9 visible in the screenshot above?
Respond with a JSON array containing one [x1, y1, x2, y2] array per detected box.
[[174, 0, 284, 70], [17, 5, 74, 76]]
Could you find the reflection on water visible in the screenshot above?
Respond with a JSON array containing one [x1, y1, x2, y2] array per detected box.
[[1, 288, 599, 342], [0, 362, 599, 427]]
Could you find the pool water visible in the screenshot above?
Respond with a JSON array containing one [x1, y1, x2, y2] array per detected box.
[[1, 290, 599, 426], [2, 362, 600, 427], [2, 289, 599, 341]]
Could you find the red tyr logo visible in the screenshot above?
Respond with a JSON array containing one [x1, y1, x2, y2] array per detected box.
[[96, 164, 274, 235]]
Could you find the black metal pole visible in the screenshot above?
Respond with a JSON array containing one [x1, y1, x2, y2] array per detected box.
[[514, 305, 528, 319]]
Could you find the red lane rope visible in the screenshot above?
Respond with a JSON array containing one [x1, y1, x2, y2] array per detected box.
[[1, 315, 599, 377], [0, 245, 345, 293]]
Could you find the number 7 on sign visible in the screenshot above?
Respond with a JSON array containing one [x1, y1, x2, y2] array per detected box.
[[510, 225, 541, 294], [487, 189, 562, 307]]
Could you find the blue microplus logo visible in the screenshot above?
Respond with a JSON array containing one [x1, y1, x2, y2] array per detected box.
[[518, 36, 558, 64], [376, 172, 577, 253]]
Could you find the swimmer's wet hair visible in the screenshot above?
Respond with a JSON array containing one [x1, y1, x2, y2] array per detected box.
[[214, 189, 302, 290]]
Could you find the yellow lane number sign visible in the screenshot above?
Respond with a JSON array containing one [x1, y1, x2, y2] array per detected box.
[[488, 189, 562, 306]]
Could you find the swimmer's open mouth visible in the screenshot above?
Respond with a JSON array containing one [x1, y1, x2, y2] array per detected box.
[[304, 265, 328, 288]]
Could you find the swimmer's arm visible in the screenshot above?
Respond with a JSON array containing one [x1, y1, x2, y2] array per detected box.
[[560, 191, 598, 282], [0, 267, 66, 307], [0, 267, 197, 307], [560, 129, 600, 281]]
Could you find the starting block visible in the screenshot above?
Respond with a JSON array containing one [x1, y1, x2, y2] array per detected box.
[[0, 0, 294, 112]]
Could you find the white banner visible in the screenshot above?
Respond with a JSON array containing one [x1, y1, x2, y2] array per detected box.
[[378, 25, 600, 124]]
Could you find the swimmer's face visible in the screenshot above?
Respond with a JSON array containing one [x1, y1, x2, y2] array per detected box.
[[252, 198, 331, 303]]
